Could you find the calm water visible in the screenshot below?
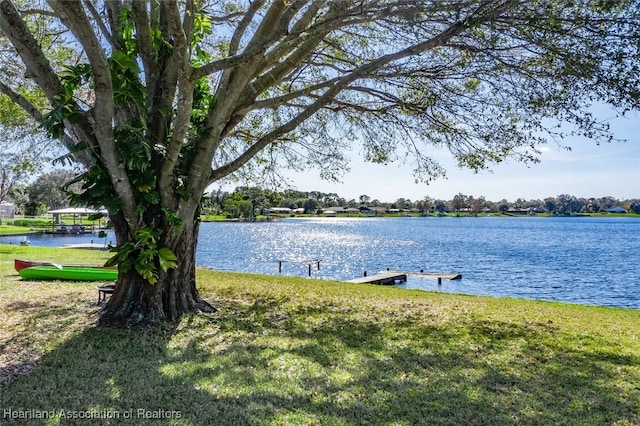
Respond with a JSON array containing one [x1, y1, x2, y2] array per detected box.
[[3, 217, 639, 309]]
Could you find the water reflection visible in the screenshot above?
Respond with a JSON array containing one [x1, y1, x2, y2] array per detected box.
[[196, 217, 639, 309], [3, 217, 638, 308]]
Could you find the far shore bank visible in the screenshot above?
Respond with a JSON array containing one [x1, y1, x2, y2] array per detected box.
[[199, 211, 640, 222], [2, 211, 638, 235]]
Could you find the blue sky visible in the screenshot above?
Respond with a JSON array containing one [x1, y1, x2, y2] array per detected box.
[[279, 108, 640, 203]]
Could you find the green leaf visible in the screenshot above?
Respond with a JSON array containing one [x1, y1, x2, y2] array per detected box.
[[158, 247, 177, 261], [104, 253, 120, 268], [110, 50, 140, 74], [158, 247, 177, 272]]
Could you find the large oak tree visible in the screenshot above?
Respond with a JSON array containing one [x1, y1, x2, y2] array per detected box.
[[1, 0, 638, 326]]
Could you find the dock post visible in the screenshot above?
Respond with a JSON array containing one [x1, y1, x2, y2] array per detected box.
[[363, 271, 367, 277], [437, 277, 442, 285], [278, 261, 282, 273], [308, 264, 312, 277]]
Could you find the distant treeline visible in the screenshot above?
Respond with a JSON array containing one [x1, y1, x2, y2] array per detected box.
[[204, 186, 640, 217], [5, 171, 636, 218]]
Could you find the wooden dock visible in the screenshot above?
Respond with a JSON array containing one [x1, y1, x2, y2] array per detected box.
[[345, 270, 462, 285], [404, 271, 462, 280], [273, 259, 322, 277], [345, 271, 407, 285]]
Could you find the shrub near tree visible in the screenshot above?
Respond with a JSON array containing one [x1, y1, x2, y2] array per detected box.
[[1, 1, 638, 326]]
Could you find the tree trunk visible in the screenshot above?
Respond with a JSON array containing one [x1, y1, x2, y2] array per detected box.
[[98, 217, 215, 327]]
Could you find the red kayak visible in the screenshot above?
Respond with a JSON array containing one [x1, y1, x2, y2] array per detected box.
[[14, 258, 117, 273]]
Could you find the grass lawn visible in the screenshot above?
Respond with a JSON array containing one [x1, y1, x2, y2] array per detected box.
[[0, 224, 35, 235], [1, 244, 639, 425]]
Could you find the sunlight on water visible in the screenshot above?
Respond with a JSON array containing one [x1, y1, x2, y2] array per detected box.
[[3, 217, 638, 308], [195, 217, 639, 309]]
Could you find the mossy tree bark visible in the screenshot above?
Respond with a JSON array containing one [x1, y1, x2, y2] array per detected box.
[[100, 213, 214, 327]]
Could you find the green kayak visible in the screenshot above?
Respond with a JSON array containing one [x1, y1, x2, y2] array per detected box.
[[19, 266, 118, 281]]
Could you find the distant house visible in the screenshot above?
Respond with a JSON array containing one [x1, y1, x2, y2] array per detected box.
[[264, 207, 292, 215], [606, 206, 627, 213], [368, 207, 386, 214], [325, 206, 346, 214], [0, 202, 16, 219], [507, 208, 530, 215]]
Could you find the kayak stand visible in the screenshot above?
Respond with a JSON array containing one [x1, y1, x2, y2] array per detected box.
[[96, 284, 116, 305]]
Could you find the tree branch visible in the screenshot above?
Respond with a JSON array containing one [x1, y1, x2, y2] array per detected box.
[[0, 81, 44, 123], [188, 2, 302, 197], [103, 1, 122, 50], [191, 0, 265, 80], [208, 0, 521, 182], [159, 0, 196, 208], [131, 0, 157, 102], [82, 0, 115, 48], [0, 0, 64, 104], [16, 7, 57, 18], [48, 0, 139, 230]]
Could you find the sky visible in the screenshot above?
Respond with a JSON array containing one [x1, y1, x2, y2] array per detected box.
[[269, 108, 640, 203], [14, 106, 638, 205]]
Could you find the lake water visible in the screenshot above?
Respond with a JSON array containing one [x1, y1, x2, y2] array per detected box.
[[3, 217, 639, 309]]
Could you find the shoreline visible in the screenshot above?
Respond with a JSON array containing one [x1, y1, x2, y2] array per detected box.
[[200, 212, 640, 222], [2, 243, 638, 311]]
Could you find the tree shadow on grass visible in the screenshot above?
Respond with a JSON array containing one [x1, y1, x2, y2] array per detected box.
[[1, 293, 638, 425]]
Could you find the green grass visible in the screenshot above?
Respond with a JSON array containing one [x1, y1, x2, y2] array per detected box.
[[0, 224, 36, 235], [11, 218, 53, 228], [1, 215, 106, 233], [1, 245, 639, 425]]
